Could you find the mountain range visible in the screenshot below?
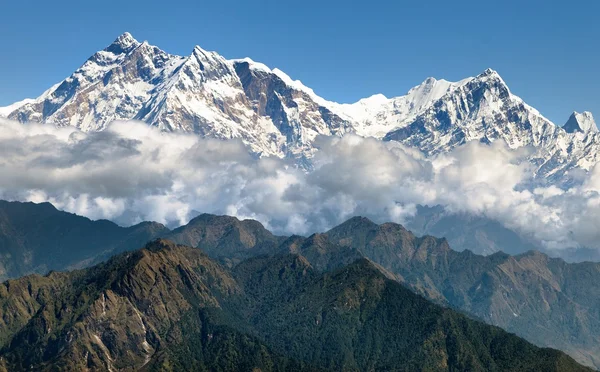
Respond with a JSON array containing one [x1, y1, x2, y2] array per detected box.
[[1, 32, 599, 182], [0, 238, 591, 371], [0, 200, 168, 281], [2, 32, 599, 259], [2, 32, 600, 370], [1, 200, 600, 369]]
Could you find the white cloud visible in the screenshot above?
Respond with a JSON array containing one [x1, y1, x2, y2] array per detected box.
[[2, 118, 600, 254]]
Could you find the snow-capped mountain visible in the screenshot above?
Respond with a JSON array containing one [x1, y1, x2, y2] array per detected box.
[[4, 33, 351, 158], [0, 33, 467, 160], [329, 77, 472, 138], [0, 98, 35, 117], [384, 69, 600, 184], [563, 111, 598, 134], [2, 32, 599, 184]]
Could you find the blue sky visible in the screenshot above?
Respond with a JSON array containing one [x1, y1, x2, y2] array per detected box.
[[1, 0, 598, 125]]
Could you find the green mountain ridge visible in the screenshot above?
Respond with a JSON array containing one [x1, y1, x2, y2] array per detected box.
[[2, 200, 600, 368], [0, 240, 591, 371], [0, 200, 169, 281], [324, 216, 600, 369], [165, 213, 600, 369]]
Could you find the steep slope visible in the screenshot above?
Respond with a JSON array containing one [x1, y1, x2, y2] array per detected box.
[[0, 240, 309, 371], [1, 200, 599, 367], [405, 205, 539, 256], [0, 240, 590, 371], [7, 33, 186, 131], [384, 69, 600, 184], [0, 98, 35, 117], [0, 200, 169, 281], [4, 33, 600, 184], [7, 33, 600, 185], [3, 33, 354, 159], [563, 111, 598, 134], [106, 210, 600, 368], [164, 213, 285, 267], [325, 216, 600, 369], [233, 254, 590, 371], [1, 32, 475, 162], [330, 77, 472, 138]]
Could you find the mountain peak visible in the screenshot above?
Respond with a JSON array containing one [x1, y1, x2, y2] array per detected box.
[[423, 76, 437, 85], [115, 32, 137, 45], [474, 68, 505, 83], [192, 44, 208, 54], [191, 44, 224, 59], [563, 111, 598, 134], [105, 32, 140, 54], [466, 67, 512, 99], [334, 216, 378, 230], [143, 238, 179, 252], [481, 67, 498, 76], [232, 57, 273, 74], [475, 68, 505, 83], [189, 45, 229, 68]]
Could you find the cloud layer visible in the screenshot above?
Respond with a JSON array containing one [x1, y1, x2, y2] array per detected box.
[[2, 118, 600, 254]]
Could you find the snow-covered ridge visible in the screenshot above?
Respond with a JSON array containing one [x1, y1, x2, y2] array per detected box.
[[1, 32, 598, 184], [1, 32, 473, 158], [329, 76, 473, 138], [563, 111, 598, 134], [231, 57, 333, 108], [383, 68, 600, 185], [0, 98, 35, 117], [0, 82, 61, 117]]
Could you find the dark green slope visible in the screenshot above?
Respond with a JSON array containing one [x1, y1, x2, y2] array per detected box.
[[0, 200, 169, 281], [0, 240, 314, 371], [325, 217, 600, 369], [165, 213, 285, 267], [235, 255, 590, 372], [0, 240, 591, 371], [1, 201, 600, 369]]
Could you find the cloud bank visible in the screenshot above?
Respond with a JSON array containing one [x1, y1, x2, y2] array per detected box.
[[2, 118, 600, 254]]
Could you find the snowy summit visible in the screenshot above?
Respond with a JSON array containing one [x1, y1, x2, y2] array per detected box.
[[562, 111, 598, 134], [1, 32, 600, 185]]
